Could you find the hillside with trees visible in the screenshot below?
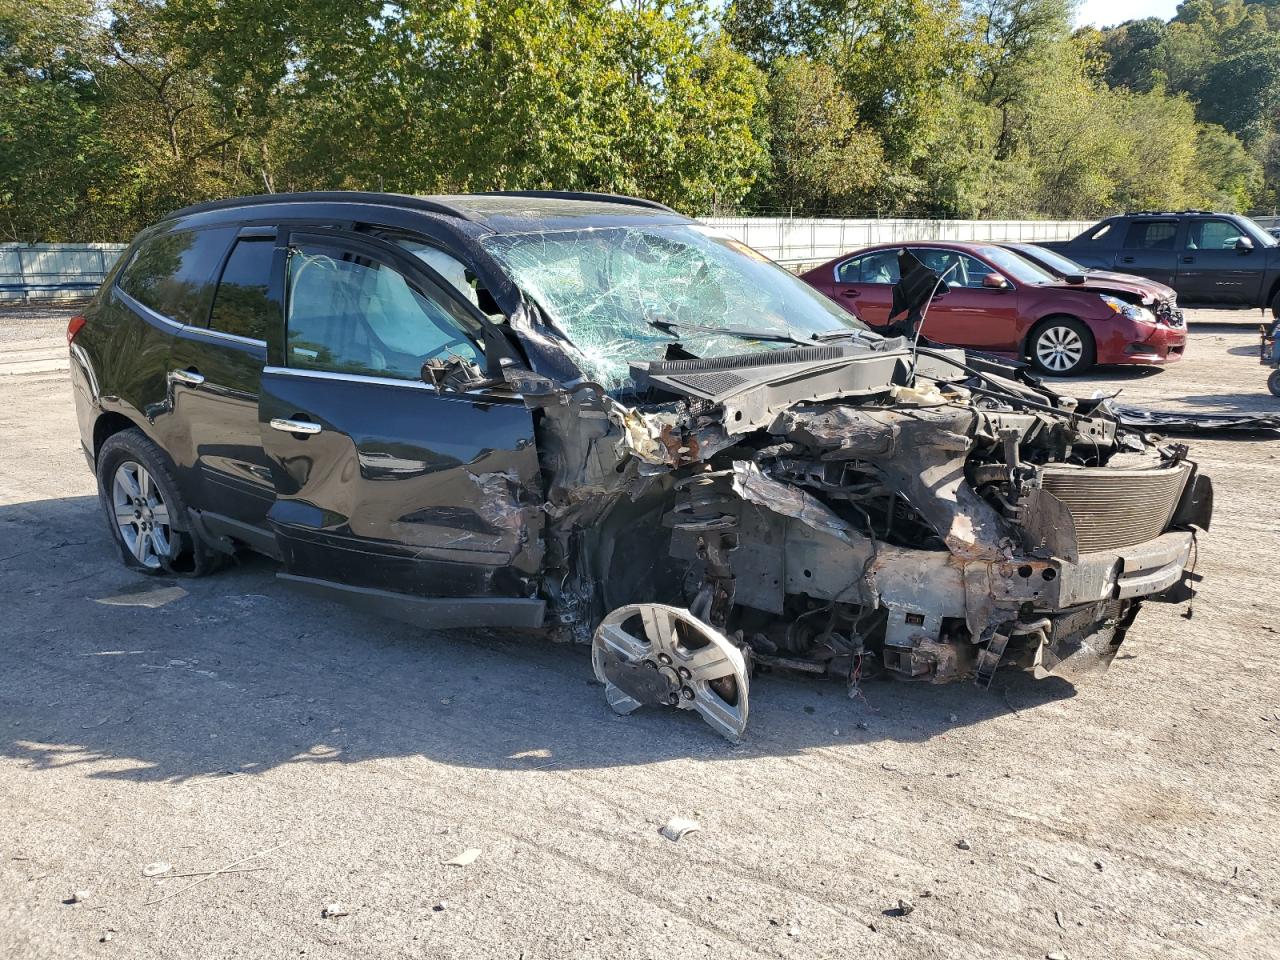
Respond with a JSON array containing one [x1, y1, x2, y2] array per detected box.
[[1, 0, 1277, 240]]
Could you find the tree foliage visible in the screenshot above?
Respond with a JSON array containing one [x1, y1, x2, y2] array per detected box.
[[0, 0, 1276, 240]]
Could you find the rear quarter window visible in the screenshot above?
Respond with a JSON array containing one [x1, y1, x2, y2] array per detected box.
[[118, 226, 237, 325]]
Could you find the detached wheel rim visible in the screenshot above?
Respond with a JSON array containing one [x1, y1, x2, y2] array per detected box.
[[1036, 325, 1084, 372], [111, 460, 171, 569]]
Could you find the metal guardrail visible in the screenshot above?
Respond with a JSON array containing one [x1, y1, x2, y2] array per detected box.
[[3, 219, 1093, 302], [0, 244, 129, 303]]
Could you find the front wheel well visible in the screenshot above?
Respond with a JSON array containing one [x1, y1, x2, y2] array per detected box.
[[93, 411, 141, 462]]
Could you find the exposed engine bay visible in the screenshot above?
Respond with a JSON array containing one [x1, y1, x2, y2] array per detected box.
[[507, 338, 1212, 741]]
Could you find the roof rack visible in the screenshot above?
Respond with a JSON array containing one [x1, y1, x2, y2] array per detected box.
[[473, 190, 678, 214], [166, 191, 479, 222]]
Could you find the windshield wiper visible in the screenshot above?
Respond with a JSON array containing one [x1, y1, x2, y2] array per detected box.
[[647, 318, 811, 347]]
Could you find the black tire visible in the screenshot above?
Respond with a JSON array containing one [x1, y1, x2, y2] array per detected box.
[[96, 428, 224, 576], [1270, 289, 1280, 320], [1028, 317, 1095, 376], [1269, 369, 1280, 398]]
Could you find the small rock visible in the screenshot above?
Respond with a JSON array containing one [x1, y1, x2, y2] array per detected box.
[[1094, 860, 1103, 871], [433, 901, 447, 912], [99, 929, 115, 943], [67, 890, 89, 904], [920, 889, 933, 898], [803, 706, 815, 714], [787, 926, 800, 938], [321, 903, 349, 919], [956, 839, 971, 850], [896, 899, 915, 917], [1046, 953, 1068, 960], [141, 862, 171, 878], [659, 817, 701, 842]]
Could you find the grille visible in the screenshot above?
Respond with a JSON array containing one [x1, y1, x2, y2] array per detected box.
[[1040, 463, 1190, 554]]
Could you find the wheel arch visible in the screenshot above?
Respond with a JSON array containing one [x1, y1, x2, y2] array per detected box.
[[92, 411, 144, 463], [1021, 313, 1095, 359]]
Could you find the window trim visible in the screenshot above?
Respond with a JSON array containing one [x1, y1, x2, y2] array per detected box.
[[113, 224, 237, 327]]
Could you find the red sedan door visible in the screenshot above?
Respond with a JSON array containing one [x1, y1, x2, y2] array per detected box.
[[828, 250, 898, 325], [907, 248, 1021, 351]]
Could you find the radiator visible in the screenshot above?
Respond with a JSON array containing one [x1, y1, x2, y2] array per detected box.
[[1040, 462, 1191, 554]]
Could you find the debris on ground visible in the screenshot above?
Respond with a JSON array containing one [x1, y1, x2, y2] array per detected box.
[[659, 817, 701, 842], [99, 928, 115, 943], [956, 839, 971, 850], [66, 890, 89, 904], [321, 903, 349, 918], [141, 862, 171, 877], [895, 899, 915, 917], [443, 848, 481, 867]]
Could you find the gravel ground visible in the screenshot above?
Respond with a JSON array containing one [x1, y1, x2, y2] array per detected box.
[[1, 307, 1278, 960]]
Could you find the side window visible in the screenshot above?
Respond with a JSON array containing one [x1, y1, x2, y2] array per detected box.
[[285, 243, 482, 379], [1186, 219, 1243, 250], [118, 227, 236, 324], [208, 239, 278, 341], [1124, 221, 1178, 251], [957, 253, 998, 288], [838, 251, 899, 284]]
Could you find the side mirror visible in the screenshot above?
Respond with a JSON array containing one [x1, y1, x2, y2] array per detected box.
[[1235, 236, 1254, 252], [982, 273, 1010, 289]]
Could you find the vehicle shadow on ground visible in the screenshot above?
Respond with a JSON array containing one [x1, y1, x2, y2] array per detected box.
[[0, 495, 1078, 785]]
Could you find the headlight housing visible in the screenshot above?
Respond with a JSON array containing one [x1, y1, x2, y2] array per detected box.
[[1099, 294, 1155, 325]]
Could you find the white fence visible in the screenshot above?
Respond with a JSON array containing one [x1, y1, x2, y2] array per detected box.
[[0, 243, 129, 302], [1, 218, 1094, 301], [702, 217, 1093, 268]]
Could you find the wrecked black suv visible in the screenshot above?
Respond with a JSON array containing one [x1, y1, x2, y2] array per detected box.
[[69, 191, 1211, 740]]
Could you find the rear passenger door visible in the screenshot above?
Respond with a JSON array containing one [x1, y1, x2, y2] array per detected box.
[[1176, 217, 1264, 306], [257, 230, 544, 627], [167, 227, 283, 530], [1115, 219, 1181, 288], [829, 251, 898, 325]]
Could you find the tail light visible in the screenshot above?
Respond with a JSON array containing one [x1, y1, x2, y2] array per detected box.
[[66, 314, 87, 346]]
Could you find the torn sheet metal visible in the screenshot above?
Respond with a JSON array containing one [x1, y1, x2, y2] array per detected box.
[[1106, 401, 1280, 433]]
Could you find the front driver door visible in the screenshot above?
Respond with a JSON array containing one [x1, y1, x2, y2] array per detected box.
[[1176, 218, 1265, 306], [258, 231, 545, 628]]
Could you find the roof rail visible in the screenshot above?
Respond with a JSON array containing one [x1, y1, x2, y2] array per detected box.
[[1123, 209, 1217, 217], [474, 190, 678, 214], [165, 191, 479, 222]]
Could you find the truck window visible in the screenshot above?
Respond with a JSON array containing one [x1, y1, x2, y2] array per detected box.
[[1124, 221, 1178, 251]]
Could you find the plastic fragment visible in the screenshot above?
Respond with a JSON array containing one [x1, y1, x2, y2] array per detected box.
[[444, 848, 481, 867], [659, 817, 701, 842], [142, 862, 171, 878], [321, 903, 349, 918]]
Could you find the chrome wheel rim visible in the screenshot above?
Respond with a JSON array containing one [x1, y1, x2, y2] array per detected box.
[[1036, 326, 1084, 372], [111, 461, 171, 569]]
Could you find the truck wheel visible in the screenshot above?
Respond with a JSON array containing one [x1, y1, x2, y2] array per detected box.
[[1269, 369, 1280, 398], [96, 428, 224, 576], [1029, 318, 1095, 376], [1271, 289, 1280, 320]]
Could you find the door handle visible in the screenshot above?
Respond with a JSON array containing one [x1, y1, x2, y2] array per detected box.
[[1181, 256, 1195, 263], [840, 289, 860, 298], [170, 368, 205, 386], [1120, 256, 1136, 264], [270, 417, 323, 436]]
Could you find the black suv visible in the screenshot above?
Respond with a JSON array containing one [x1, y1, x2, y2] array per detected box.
[[68, 191, 1208, 740], [1040, 210, 1280, 313]]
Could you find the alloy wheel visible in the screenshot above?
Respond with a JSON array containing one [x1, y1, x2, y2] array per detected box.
[[111, 460, 171, 569], [1035, 325, 1084, 373]]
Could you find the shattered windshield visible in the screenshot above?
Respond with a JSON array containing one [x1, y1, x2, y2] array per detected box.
[[482, 224, 873, 389]]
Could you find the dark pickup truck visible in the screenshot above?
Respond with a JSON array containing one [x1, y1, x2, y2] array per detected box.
[[1040, 211, 1280, 315]]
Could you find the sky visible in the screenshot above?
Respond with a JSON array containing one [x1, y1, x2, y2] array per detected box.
[[1075, 0, 1180, 28]]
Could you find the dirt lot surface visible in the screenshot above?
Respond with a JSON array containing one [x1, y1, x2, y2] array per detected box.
[[2, 305, 1278, 960]]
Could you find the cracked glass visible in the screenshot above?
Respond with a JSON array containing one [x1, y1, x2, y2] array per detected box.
[[482, 224, 872, 390]]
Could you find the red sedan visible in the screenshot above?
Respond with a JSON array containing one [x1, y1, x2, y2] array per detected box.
[[799, 241, 1187, 375]]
